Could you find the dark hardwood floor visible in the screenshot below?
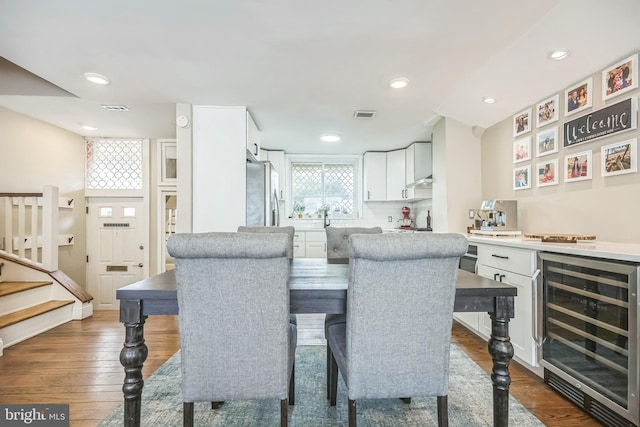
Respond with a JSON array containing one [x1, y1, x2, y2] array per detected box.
[[0, 311, 603, 426]]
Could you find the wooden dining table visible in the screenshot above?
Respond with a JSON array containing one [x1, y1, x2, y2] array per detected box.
[[117, 258, 517, 427]]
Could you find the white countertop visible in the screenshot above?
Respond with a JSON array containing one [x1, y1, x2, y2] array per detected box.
[[467, 235, 640, 263]]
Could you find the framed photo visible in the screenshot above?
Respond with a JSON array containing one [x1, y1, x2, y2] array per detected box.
[[602, 54, 638, 101], [513, 136, 531, 163], [513, 165, 531, 190], [536, 127, 558, 157], [536, 95, 559, 127], [601, 138, 637, 177], [564, 78, 592, 117], [564, 150, 592, 182], [513, 108, 531, 137], [536, 158, 558, 187]]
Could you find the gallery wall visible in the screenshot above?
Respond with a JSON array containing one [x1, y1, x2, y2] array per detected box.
[[481, 53, 640, 243]]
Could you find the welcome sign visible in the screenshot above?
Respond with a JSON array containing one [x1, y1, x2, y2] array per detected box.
[[564, 97, 637, 148]]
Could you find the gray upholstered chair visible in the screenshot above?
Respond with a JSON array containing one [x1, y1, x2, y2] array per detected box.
[[324, 226, 382, 398], [237, 226, 295, 261], [326, 232, 468, 427], [167, 232, 296, 427]]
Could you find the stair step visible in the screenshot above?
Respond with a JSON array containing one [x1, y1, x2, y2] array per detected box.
[[0, 281, 52, 297], [0, 300, 74, 329]]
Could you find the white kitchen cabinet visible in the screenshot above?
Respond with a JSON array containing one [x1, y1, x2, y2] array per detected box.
[[293, 231, 305, 258], [386, 149, 407, 201], [246, 112, 260, 159], [265, 150, 286, 200], [476, 244, 538, 368], [363, 152, 386, 201], [305, 230, 327, 258], [405, 142, 432, 186]]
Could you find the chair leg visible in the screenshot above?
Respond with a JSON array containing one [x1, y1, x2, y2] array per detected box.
[[437, 395, 448, 427], [183, 402, 194, 427], [326, 345, 332, 400], [280, 399, 288, 427], [348, 399, 357, 427], [329, 350, 339, 406], [211, 401, 224, 409], [289, 363, 295, 405]]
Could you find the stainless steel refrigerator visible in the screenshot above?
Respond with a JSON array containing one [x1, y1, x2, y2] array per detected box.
[[246, 160, 280, 227]]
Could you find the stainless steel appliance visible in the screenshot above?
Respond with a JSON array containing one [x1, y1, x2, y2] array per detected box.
[[537, 252, 639, 427], [246, 159, 280, 227], [470, 199, 518, 231]]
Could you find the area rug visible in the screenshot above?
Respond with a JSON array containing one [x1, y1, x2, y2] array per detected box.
[[100, 344, 544, 426]]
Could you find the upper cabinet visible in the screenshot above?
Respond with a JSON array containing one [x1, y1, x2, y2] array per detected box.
[[406, 142, 432, 187], [263, 150, 286, 200], [364, 143, 432, 202], [363, 152, 387, 201], [386, 149, 407, 201], [246, 112, 261, 160]]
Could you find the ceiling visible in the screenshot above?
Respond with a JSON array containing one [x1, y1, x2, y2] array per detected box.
[[1, 0, 639, 155]]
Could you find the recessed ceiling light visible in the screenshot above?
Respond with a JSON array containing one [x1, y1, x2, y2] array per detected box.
[[81, 125, 98, 131], [84, 72, 111, 85], [389, 77, 409, 89], [482, 97, 496, 104], [547, 49, 569, 61], [321, 134, 341, 143]]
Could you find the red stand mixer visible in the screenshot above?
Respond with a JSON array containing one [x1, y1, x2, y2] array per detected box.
[[400, 206, 413, 229]]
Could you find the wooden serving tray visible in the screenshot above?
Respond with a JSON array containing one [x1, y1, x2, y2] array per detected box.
[[524, 233, 596, 243]]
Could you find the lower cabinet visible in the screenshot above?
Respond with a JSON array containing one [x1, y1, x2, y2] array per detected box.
[[455, 242, 539, 369], [293, 230, 327, 258]]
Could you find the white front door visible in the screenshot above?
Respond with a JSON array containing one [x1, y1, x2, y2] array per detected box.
[[86, 198, 148, 309]]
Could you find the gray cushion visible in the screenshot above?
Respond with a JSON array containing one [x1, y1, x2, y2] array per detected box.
[[325, 226, 382, 261], [327, 232, 468, 400], [237, 226, 295, 260], [167, 232, 295, 403]]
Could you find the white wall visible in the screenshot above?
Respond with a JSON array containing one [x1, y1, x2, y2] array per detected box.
[[481, 68, 640, 243], [432, 117, 483, 233], [0, 106, 86, 284]]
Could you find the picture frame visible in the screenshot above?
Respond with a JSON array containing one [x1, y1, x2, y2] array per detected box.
[[564, 78, 592, 117], [513, 165, 531, 190], [535, 127, 558, 157], [602, 53, 638, 101], [159, 140, 177, 185], [536, 94, 559, 128], [601, 138, 637, 177], [536, 158, 558, 187], [513, 136, 531, 163], [513, 108, 531, 137], [564, 150, 592, 182]]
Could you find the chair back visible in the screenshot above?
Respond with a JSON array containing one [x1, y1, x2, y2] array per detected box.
[[325, 226, 382, 263], [167, 232, 292, 402], [345, 232, 468, 400], [238, 226, 295, 260]]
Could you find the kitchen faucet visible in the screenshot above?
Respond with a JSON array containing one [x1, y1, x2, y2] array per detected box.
[[323, 210, 331, 228]]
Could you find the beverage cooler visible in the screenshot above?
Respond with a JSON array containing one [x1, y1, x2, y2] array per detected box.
[[537, 252, 639, 427]]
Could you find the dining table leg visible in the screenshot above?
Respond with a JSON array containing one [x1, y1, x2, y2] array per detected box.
[[119, 299, 148, 427], [488, 295, 515, 427]]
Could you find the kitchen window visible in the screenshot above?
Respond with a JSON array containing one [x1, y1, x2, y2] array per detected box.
[[287, 155, 361, 219]]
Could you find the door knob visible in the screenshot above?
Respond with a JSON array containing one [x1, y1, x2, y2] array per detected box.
[[139, 245, 144, 250], [138, 263, 143, 267]]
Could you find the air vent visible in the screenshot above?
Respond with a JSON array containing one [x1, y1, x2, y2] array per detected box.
[[101, 105, 130, 111], [353, 110, 376, 119]]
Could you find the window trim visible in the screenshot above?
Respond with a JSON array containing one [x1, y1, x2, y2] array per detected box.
[[286, 154, 362, 219]]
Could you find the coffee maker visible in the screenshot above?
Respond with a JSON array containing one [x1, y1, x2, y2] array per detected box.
[[470, 199, 518, 232]]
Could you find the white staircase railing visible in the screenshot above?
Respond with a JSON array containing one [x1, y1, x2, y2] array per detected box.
[[1, 186, 62, 271]]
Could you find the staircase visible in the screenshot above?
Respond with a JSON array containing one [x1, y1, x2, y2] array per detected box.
[[0, 257, 93, 356], [0, 187, 94, 355]]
